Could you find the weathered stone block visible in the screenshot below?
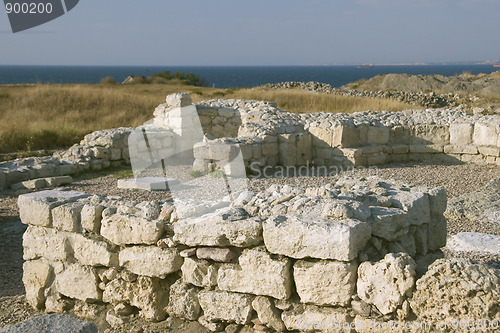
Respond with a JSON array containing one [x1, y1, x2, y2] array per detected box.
[[361, 126, 390, 145], [52, 202, 85, 232], [166, 280, 201, 321], [296, 133, 312, 165], [478, 146, 500, 157], [56, 264, 101, 302], [80, 204, 104, 233], [196, 247, 235, 263], [23, 259, 52, 309], [263, 215, 371, 261], [412, 124, 450, 145], [173, 207, 262, 247], [68, 233, 117, 267], [409, 144, 443, 154], [389, 190, 430, 225], [449, 123, 473, 145], [370, 207, 409, 241], [443, 145, 478, 154], [278, 134, 297, 166], [18, 190, 88, 227], [101, 214, 163, 246], [252, 296, 286, 332], [181, 257, 218, 288], [390, 126, 412, 144], [23, 226, 70, 262], [357, 253, 416, 315], [293, 260, 357, 306], [333, 125, 360, 147], [118, 246, 182, 278], [281, 304, 351, 332], [427, 215, 447, 250], [309, 127, 333, 148], [218, 247, 291, 300], [198, 291, 253, 325], [473, 123, 498, 146]]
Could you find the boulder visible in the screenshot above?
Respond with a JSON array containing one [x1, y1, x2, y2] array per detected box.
[[252, 296, 286, 332], [55, 264, 101, 302], [281, 304, 352, 332], [446, 232, 500, 256], [181, 257, 218, 288], [0, 314, 97, 333], [166, 280, 201, 321], [23, 260, 52, 309], [101, 214, 163, 245]]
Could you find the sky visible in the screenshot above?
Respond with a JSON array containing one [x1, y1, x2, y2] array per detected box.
[[0, 0, 499, 66]]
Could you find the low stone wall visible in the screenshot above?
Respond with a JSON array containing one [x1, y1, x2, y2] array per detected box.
[[19, 177, 465, 331]]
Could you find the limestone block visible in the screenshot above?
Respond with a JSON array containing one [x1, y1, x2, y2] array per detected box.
[[473, 123, 498, 146], [68, 233, 117, 267], [281, 304, 351, 332], [296, 133, 312, 165], [166, 280, 201, 321], [409, 144, 443, 153], [309, 127, 333, 148], [449, 123, 473, 145], [0, 171, 6, 190], [315, 147, 332, 159], [196, 247, 235, 263], [410, 259, 500, 323], [0, 314, 98, 333], [23, 259, 53, 309], [322, 200, 371, 221], [357, 253, 416, 315], [389, 126, 412, 144], [443, 145, 478, 154], [52, 202, 85, 232], [217, 247, 291, 300], [427, 215, 447, 250], [91, 147, 109, 159], [166, 93, 193, 108], [23, 226, 70, 262], [103, 276, 171, 321], [118, 246, 182, 278], [263, 215, 371, 261], [478, 146, 500, 157], [412, 124, 450, 145], [109, 148, 122, 161], [18, 190, 88, 227], [261, 142, 279, 157], [362, 126, 390, 145], [278, 134, 297, 166], [370, 207, 410, 241], [80, 204, 104, 233], [56, 264, 101, 302], [365, 153, 386, 165], [198, 291, 253, 325], [181, 257, 218, 287], [293, 260, 357, 306], [173, 207, 263, 247], [252, 296, 286, 332], [333, 125, 360, 147], [414, 225, 428, 255], [101, 214, 163, 246], [426, 187, 447, 215], [389, 190, 430, 225]]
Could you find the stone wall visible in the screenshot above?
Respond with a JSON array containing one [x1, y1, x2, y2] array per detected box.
[[19, 177, 465, 331]]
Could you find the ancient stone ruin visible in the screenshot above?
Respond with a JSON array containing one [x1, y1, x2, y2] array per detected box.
[[14, 93, 500, 331]]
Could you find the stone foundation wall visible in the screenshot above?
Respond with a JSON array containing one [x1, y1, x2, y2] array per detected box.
[[19, 177, 456, 331]]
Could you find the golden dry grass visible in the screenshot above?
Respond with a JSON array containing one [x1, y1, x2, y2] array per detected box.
[[0, 83, 417, 154]]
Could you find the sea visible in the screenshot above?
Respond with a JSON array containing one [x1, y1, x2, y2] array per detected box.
[[0, 65, 498, 89]]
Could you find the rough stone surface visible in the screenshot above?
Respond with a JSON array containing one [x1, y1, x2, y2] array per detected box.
[[293, 260, 357, 306], [68, 233, 117, 267], [22, 259, 52, 309], [56, 264, 101, 302], [166, 280, 201, 321], [196, 247, 235, 263], [23, 226, 69, 262], [447, 232, 500, 256], [357, 253, 416, 315], [118, 246, 183, 278], [181, 257, 218, 288], [263, 215, 371, 261], [252, 296, 286, 332], [0, 314, 98, 333], [173, 207, 263, 247], [218, 247, 292, 300], [101, 214, 163, 245], [410, 259, 500, 323], [281, 304, 352, 332], [198, 291, 254, 325], [369, 207, 409, 241]]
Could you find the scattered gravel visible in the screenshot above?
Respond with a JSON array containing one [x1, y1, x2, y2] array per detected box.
[[1, 161, 499, 329]]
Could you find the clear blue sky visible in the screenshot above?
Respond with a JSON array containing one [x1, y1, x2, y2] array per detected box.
[[0, 0, 499, 66]]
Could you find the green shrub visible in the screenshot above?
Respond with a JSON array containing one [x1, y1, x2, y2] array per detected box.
[[100, 76, 118, 85]]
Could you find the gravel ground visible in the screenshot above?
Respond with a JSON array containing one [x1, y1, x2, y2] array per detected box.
[[1, 160, 499, 330]]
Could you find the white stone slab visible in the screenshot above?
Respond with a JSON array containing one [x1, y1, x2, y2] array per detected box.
[[117, 177, 180, 191], [447, 232, 500, 256]]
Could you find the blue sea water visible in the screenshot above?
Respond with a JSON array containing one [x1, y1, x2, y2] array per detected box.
[[0, 65, 498, 88]]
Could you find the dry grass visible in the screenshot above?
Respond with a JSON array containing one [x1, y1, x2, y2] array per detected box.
[[0, 83, 416, 154]]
